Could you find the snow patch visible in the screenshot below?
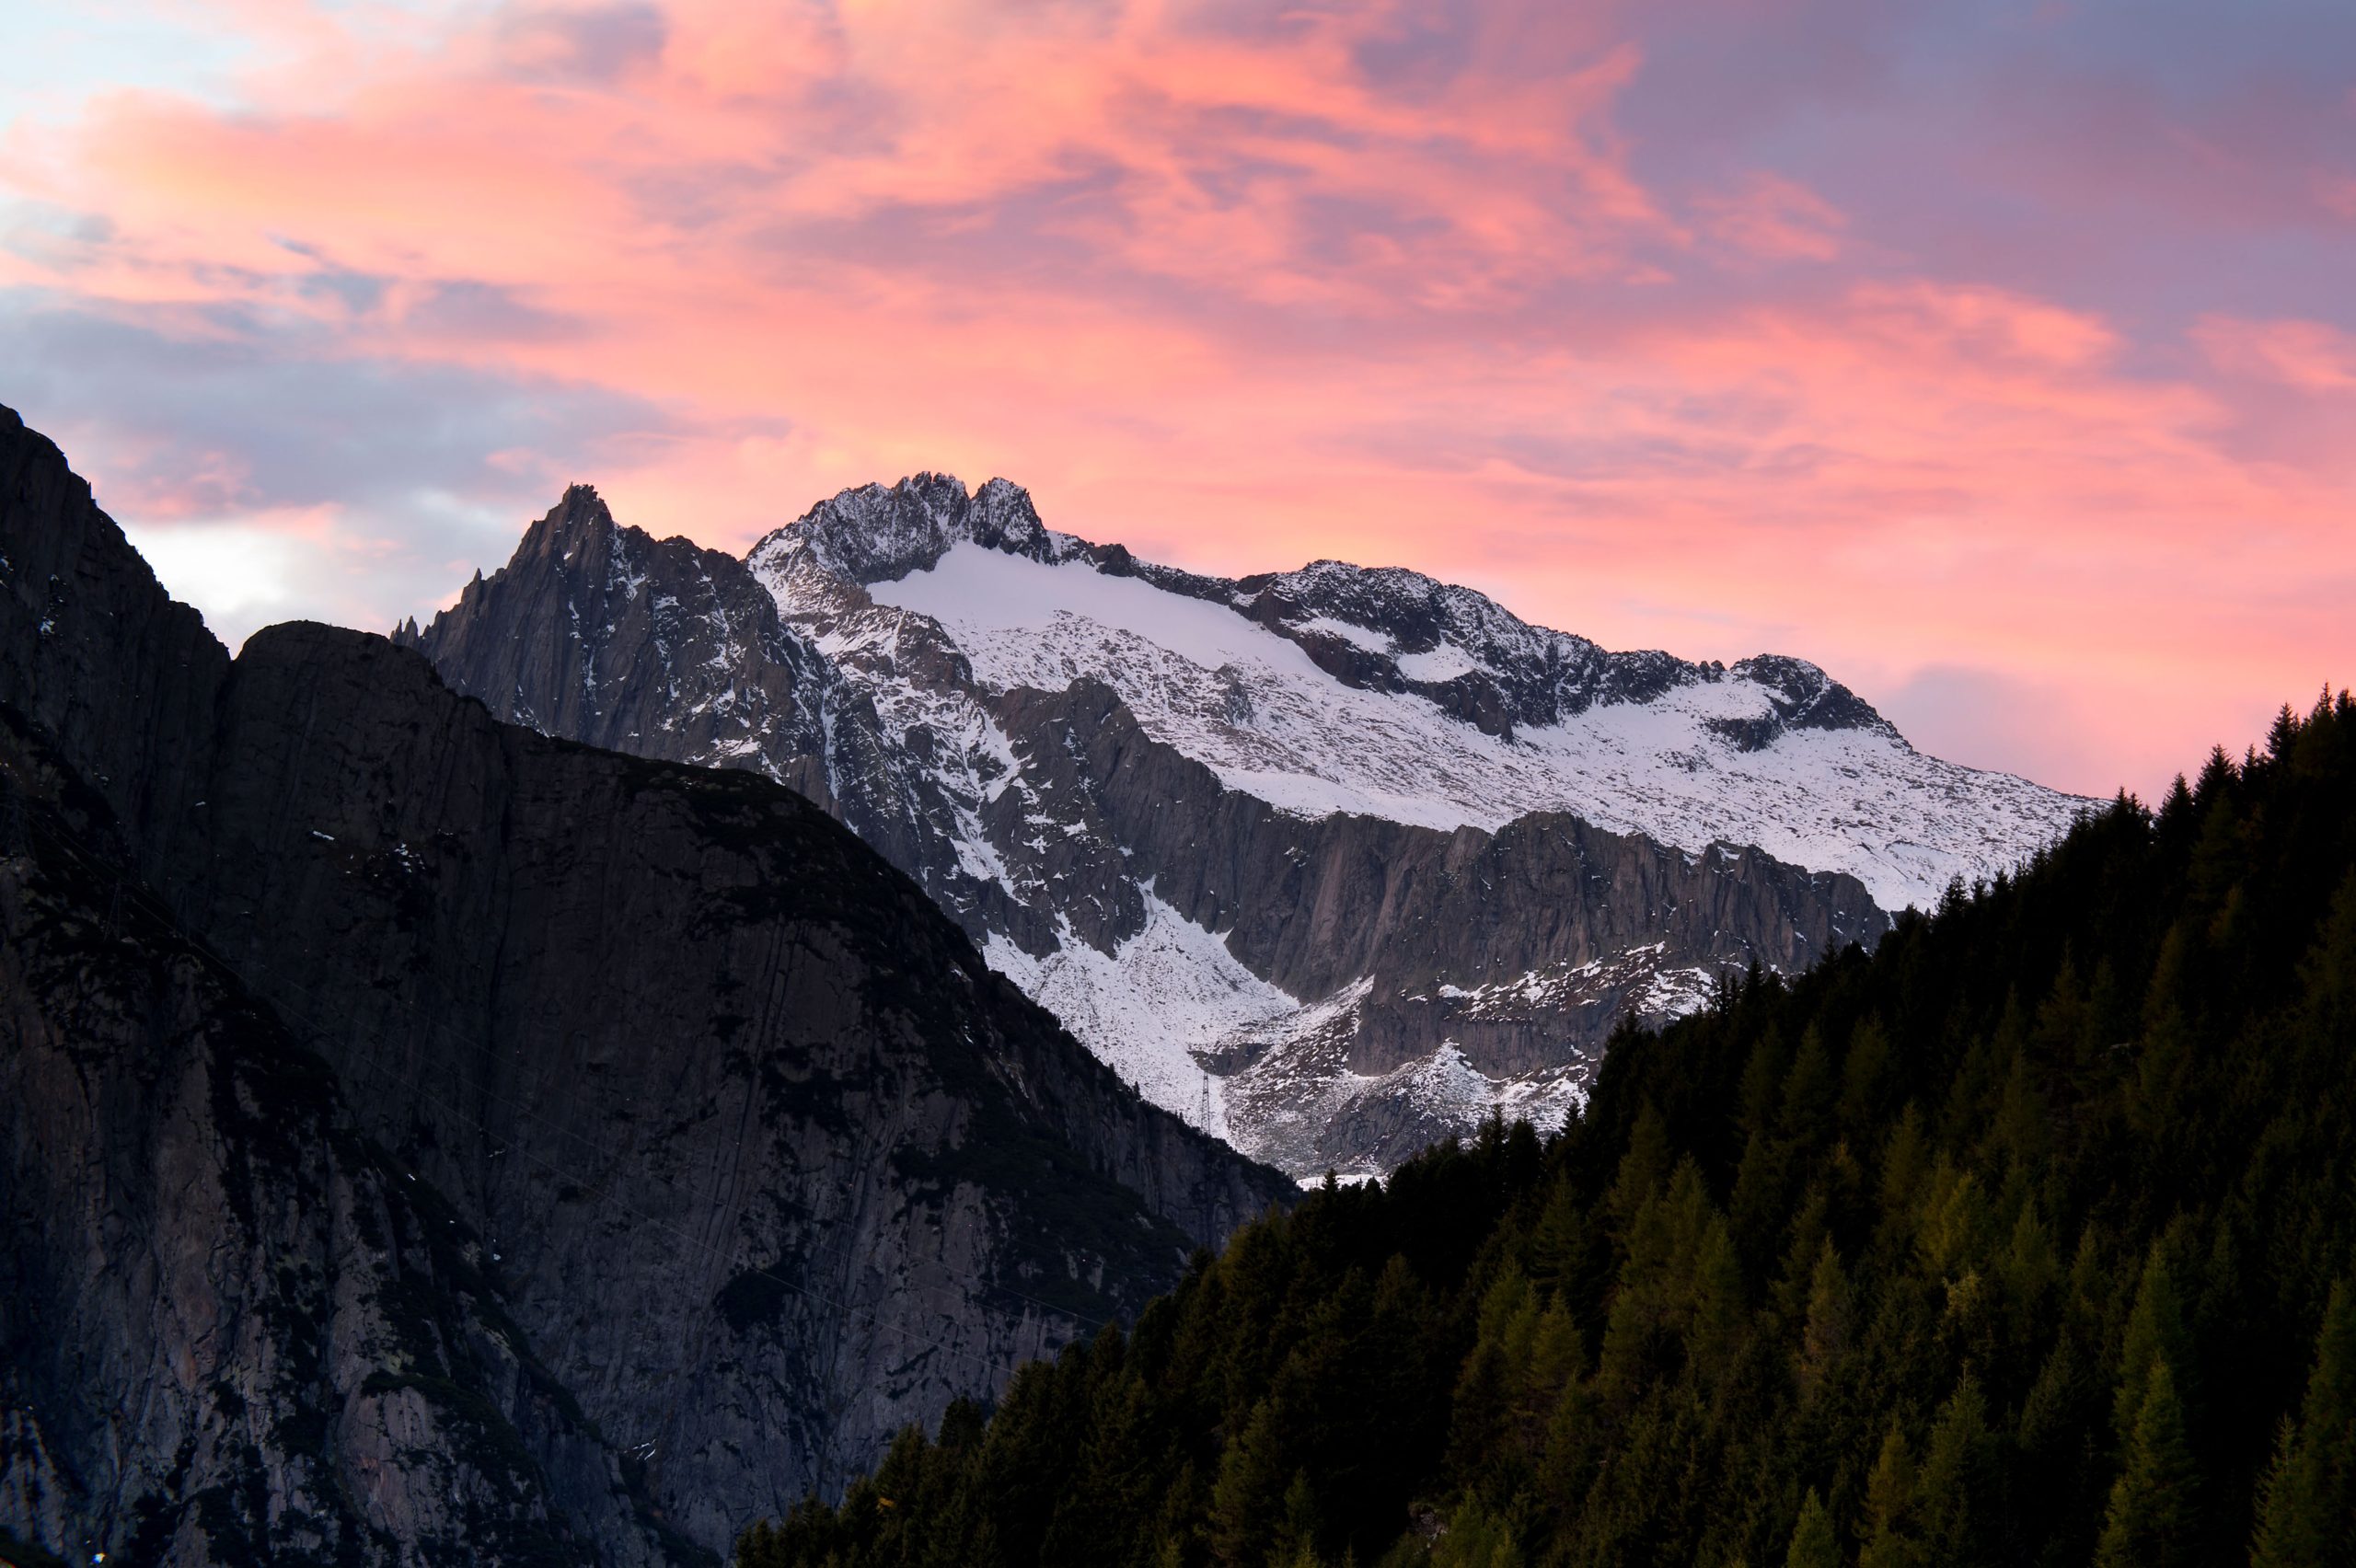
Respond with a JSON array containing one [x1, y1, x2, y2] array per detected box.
[[981, 892, 1299, 1138], [1395, 646, 1481, 683], [874, 545, 1332, 685], [1295, 616, 1392, 653]]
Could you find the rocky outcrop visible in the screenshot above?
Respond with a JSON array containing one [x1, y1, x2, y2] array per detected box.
[[0, 405, 1297, 1562], [0, 405, 226, 870], [392, 486, 833, 803]]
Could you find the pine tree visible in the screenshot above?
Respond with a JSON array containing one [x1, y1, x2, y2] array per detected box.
[[1525, 1179, 1586, 1295], [1211, 1398, 1288, 1566], [1785, 1489, 1839, 1568], [1432, 1493, 1522, 1568], [2250, 1282, 2356, 1568], [1856, 1424, 1918, 1568], [1275, 1470, 1322, 1566], [2114, 1243, 2191, 1449], [2095, 1360, 2200, 1568], [1607, 1103, 1672, 1228], [1794, 1240, 1851, 1398], [1837, 1015, 1894, 1133], [1918, 1376, 1996, 1566]]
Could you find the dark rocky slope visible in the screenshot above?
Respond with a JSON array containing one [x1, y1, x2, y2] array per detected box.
[[0, 404, 1294, 1561], [1, 713, 692, 1567], [997, 677, 1880, 1071]]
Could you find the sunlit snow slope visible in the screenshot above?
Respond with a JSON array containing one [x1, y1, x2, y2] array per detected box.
[[867, 543, 2078, 913]]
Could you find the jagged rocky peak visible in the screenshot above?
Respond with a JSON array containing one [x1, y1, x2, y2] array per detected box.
[[748, 471, 1052, 587], [745, 467, 1896, 750], [521, 479, 620, 552], [1727, 653, 1897, 741], [498, 480, 700, 592], [481, 481, 748, 604], [1225, 557, 1897, 744], [401, 470, 837, 780]]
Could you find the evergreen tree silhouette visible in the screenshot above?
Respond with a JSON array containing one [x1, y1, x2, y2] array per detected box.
[[1785, 1489, 1839, 1568], [2096, 1360, 2201, 1568], [2250, 1281, 2356, 1568]]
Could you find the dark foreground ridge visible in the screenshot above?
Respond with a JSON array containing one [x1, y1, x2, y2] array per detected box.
[[745, 693, 2356, 1566], [0, 403, 1295, 1564]]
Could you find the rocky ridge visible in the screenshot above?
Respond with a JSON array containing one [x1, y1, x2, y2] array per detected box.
[[399, 476, 2070, 1178], [0, 404, 1295, 1564]]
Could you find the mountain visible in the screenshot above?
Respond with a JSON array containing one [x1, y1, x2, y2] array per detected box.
[[739, 690, 2356, 1568], [401, 476, 2083, 1177], [0, 403, 1294, 1563]]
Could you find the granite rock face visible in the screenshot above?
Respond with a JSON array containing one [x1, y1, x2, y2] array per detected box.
[[403, 476, 1944, 1176], [0, 403, 226, 872], [0, 716, 691, 1568], [0, 404, 1294, 1564]]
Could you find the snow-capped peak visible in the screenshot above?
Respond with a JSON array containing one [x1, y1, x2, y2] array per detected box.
[[747, 472, 1084, 589], [806, 512, 2084, 913]]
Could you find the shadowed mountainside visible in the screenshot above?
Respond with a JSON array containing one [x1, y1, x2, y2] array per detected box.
[[0, 402, 1295, 1562]]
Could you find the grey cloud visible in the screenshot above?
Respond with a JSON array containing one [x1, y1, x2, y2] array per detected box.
[[0, 294, 673, 511], [296, 269, 391, 317], [496, 2, 667, 84], [406, 280, 584, 342], [0, 291, 752, 649]]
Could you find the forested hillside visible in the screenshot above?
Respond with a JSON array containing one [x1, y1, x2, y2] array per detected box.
[[740, 690, 2356, 1568]]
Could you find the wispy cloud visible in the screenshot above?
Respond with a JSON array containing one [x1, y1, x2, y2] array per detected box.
[[1, 0, 2350, 795]]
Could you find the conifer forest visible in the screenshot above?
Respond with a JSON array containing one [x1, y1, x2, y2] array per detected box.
[[743, 694, 2356, 1568]]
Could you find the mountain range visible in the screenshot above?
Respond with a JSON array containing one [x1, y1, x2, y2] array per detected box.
[[398, 476, 2086, 1177]]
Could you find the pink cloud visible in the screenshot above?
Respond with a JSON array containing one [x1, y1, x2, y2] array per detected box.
[[1, 0, 2350, 801], [2197, 316, 2356, 392], [1695, 173, 1844, 262]]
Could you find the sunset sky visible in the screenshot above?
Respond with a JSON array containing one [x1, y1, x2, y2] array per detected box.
[[3, 0, 2350, 800]]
